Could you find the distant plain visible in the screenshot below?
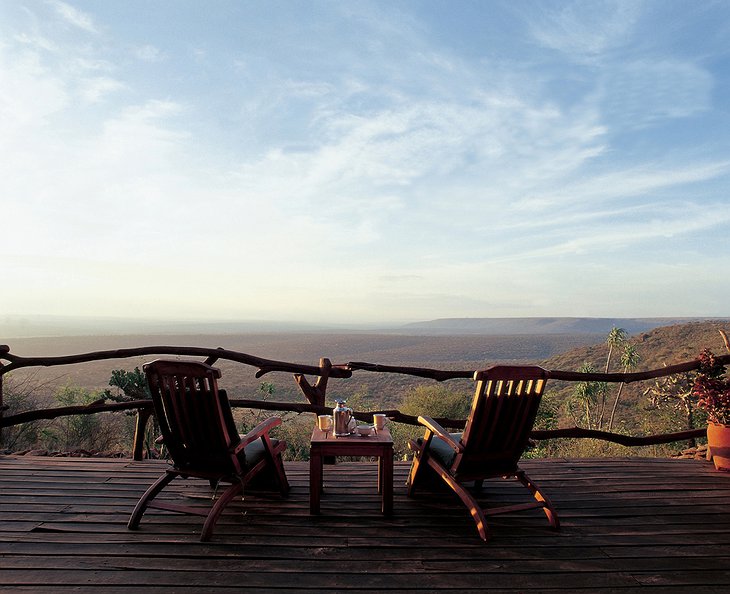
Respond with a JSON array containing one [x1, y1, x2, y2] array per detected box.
[[4, 332, 604, 406], [4, 317, 727, 410]]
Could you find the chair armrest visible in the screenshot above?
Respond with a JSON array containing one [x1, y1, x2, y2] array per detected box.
[[233, 417, 282, 454], [418, 416, 464, 453]]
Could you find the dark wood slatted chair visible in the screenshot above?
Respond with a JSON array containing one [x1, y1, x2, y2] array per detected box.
[[128, 359, 290, 541], [407, 365, 559, 542]]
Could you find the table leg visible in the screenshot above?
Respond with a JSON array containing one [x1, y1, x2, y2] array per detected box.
[[310, 448, 322, 514], [382, 447, 393, 516]]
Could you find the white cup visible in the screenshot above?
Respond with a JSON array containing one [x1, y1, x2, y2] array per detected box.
[[373, 414, 386, 431], [317, 415, 333, 431]]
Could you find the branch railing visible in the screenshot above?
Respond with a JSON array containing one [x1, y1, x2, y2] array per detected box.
[[2, 344, 728, 460]]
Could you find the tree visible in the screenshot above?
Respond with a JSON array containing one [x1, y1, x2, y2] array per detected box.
[[566, 362, 607, 430], [399, 384, 472, 424], [598, 326, 627, 428], [103, 368, 155, 456], [605, 326, 628, 373], [607, 343, 640, 432], [104, 368, 149, 402], [644, 369, 702, 447]]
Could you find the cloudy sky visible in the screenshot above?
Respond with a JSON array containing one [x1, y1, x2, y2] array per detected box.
[[2, 0, 729, 326]]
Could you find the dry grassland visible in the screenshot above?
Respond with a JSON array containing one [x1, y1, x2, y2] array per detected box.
[[4, 332, 600, 406]]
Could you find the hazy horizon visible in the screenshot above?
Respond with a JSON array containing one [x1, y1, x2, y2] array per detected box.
[[2, 1, 729, 324], [2, 313, 726, 340]]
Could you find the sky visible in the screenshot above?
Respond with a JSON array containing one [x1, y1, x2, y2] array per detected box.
[[2, 0, 730, 327]]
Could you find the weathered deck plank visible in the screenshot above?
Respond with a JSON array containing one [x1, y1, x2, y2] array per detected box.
[[0, 455, 729, 591]]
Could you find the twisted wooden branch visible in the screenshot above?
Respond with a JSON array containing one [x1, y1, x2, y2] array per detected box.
[[530, 426, 706, 446], [1, 399, 151, 426], [720, 329, 730, 353], [0, 396, 705, 449], [3, 345, 728, 384], [0, 397, 442, 429], [2, 344, 728, 458], [294, 357, 333, 406], [347, 361, 473, 382], [0, 345, 352, 380], [348, 354, 730, 383]]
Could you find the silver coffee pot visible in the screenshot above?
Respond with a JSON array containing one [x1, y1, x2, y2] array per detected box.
[[333, 398, 356, 436]]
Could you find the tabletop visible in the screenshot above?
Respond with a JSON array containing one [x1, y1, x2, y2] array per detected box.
[[310, 425, 393, 445]]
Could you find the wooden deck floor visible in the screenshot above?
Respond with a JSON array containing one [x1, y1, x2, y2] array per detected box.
[[1, 455, 729, 592]]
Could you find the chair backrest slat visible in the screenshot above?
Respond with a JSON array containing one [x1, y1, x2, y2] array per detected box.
[[456, 366, 549, 476], [144, 360, 242, 475]]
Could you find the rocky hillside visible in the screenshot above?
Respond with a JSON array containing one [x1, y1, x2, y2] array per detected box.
[[401, 316, 721, 335], [542, 320, 730, 373], [538, 320, 730, 433]]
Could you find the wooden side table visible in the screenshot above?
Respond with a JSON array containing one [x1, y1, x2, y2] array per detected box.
[[309, 426, 394, 516]]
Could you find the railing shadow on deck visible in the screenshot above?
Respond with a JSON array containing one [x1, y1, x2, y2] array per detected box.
[[2, 343, 728, 460]]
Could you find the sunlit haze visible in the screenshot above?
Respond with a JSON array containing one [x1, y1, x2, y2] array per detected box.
[[2, 1, 729, 326]]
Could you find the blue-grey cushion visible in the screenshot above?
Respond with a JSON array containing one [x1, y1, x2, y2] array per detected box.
[[419, 433, 462, 468], [243, 437, 279, 466]]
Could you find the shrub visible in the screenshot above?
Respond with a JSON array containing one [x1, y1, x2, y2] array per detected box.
[[693, 349, 730, 425], [49, 386, 125, 452], [0, 373, 46, 451]]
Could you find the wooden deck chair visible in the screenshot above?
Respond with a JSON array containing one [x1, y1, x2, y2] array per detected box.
[[407, 365, 559, 542], [128, 359, 290, 541]]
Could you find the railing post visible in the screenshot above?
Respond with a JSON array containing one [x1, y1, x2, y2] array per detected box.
[[0, 346, 8, 448], [132, 407, 154, 461], [294, 358, 332, 407], [0, 368, 4, 448]]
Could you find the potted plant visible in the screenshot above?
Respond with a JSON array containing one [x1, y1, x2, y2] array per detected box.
[[693, 349, 730, 471]]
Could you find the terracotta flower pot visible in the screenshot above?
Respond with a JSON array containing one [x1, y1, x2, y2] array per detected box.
[[707, 422, 730, 471]]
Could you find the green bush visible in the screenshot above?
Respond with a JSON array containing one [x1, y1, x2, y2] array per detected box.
[[389, 383, 472, 459], [0, 373, 45, 451], [45, 386, 126, 452]]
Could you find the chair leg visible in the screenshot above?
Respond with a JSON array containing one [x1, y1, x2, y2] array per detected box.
[[515, 470, 560, 530], [271, 443, 290, 495], [430, 460, 489, 542], [200, 481, 243, 542], [406, 439, 425, 496], [128, 472, 177, 530], [255, 438, 290, 496]]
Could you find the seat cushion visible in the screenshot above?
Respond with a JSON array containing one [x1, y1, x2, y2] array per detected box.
[[418, 433, 462, 468], [244, 437, 280, 466]]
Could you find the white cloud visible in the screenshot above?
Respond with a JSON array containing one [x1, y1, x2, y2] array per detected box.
[[13, 32, 58, 52], [74, 57, 114, 71], [79, 76, 125, 103], [1, 0, 729, 323], [602, 59, 713, 124], [134, 44, 164, 63], [528, 0, 642, 58], [0, 46, 69, 133], [536, 161, 730, 209], [513, 203, 730, 261], [49, 0, 98, 34]]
